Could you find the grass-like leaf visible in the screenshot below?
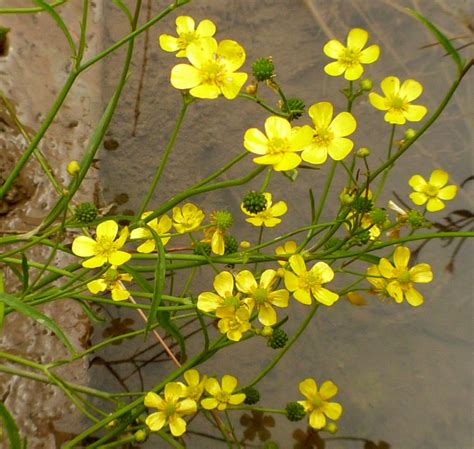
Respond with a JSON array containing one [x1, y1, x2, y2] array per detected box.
[[407, 9, 464, 74], [0, 401, 22, 449]]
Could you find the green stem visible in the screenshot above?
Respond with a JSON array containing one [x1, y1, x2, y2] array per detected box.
[[260, 167, 273, 192], [238, 92, 289, 117], [0, 1, 66, 14]]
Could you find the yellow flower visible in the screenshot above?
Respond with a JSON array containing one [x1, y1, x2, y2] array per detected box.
[[72, 220, 131, 268], [201, 375, 246, 411], [275, 240, 298, 265], [178, 369, 207, 402], [216, 304, 252, 341], [87, 266, 132, 301], [323, 28, 380, 80], [235, 269, 289, 326], [301, 102, 357, 164], [144, 383, 197, 437], [130, 211, 172, 253], [369, 76, 427, 125], [298, 378, 342, 430], [284, 254, 339, 306], [170, 37, 247, 99], [241, 192, 287, 227], [408, 169, 457, 212], [159, 16, 216, 57], [197, 271, 241, 314], [366, 265, 390, 299], [377, 246, 433, 306], [244, 116, 313, 171], [172, 203, 205, 233]]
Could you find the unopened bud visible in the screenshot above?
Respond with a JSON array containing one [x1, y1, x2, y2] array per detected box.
[[357, 147, 370, 158], [67, 160, 80, 176], [360, 79, 373, 91], [404, 128, 417, 140], [239, 240, 251, 249], [324, 422, 338, 434], [134, 429, 148, 442], [246, 84, 257, 95]]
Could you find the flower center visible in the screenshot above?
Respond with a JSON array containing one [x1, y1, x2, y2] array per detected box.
[[177, 31, 197, 49], [186, 385, 201, 401], [423, 184, 439, 198], [201, 59, 226, 85], [340, 48, 360, 67], [253, 287, 268, 305], [95, 237, 116, 257], [300, 272, 320, 290], [268, 137, 290, 154], [216, 391, 230, 404], [164, 403, 177, 417], [397, 271, 411, 284], [390, 96, 408, 111], [223, 295, 241, 309], [313, 128, 334, 147]]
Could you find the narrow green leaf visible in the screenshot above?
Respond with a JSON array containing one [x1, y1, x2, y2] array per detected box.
[[122, 265, 153, 293], [78, 300, 105, 324], [407, 9, 463, 74], [0, 271, 4, 330], [0, 401, 22, 449], [309, 189, 316, 223], [359, 254, 381, 264], [32, 0, 77, 57], [0, 292, 76, 355], [20, 254, 29, 295]]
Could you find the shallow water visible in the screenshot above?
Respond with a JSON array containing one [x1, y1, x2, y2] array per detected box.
[[95, 1, 473, 448]]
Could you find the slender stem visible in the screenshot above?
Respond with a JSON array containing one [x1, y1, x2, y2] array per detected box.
[[0, 1, 66, 14], [260, 167, 273, 192], [138, 96, 190, 215], [238, 92, 289, 117]]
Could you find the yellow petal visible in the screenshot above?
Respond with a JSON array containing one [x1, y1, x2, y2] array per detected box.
[[323, 39, 344, 59], [312, 262, 334, 283], [327, 137, 354, 161], [284, 271, 299, 292], [176, 16, 195, 35], [329, 112, 356, 137], [404, 104, 427, 122], [258, 304, 277, 326], [220, 72, 248, 99], [308, 102, 333, 130], [260, 269, 276, 289], [83, 255, 107, 269], [268, 289, 289, 307], [313, 287, 339, 306], [426, 197, 445, 212], [399, 79, 423, 102], [387, 281, 403, 303], [265, 116, 291, 140], [309, 411, 326, 430], [409, 264, 433, 283], [186, 37, 217, 69], [211, 230, 225, 255], [72, 236, 97, 257], [218, 39, 246, 72], [145, 411, 166, 432], [289, 254, 306, 276], [137, 239, 155, 254], [290, 125, 314, 150], [261, 217, 281, 227], [109, 250, 131, 266], [408, 174, 428, 191], [359, 44, 380, 63], [96, 220, 118, 240], [177, 398, 197, 415], [409, 192, 428, 206], [299, 378, 317, 398], [384, 109, 406, 125], [368, 92, 389, 111], [164, 382, 183, 402], [319, 380, 337, 400], [159, 34, 180, 52], [221, 375, 238, 393], [273, 153, 301, 171], [190, 83, 220, 99], [235, 270, 257, 293], [429, 169, 448, 188], [87, 279, 107, 294], [169, 415, 187, 437], [214, 271, 234, 298], [196, 19, 216, 38], [437, 185, 457, 200], [184, 369, 200, 387], [144, 391, 164, 409], [246, 216, 264, 227], [344, 63, 364, 81], [111, 287, 130, 301], [323, 401, 342, 419], [324, 61, 346, 77], [347, 28, 368, 51], [405, 287, 424, 306], [301, 144, 328, 165], [393, 246, 410, 270], [381, 76, 400, 97], [229, 393, 246, 405], [294, 288, 312, 305], [130, 227, 149, 240], [270, 201, 288, 217], [244, 128, 269, 155], [378, 258, 395, 278], [170, 64, 201, 89], [201, 397, 217, 410], [254, 154, 284, 167]]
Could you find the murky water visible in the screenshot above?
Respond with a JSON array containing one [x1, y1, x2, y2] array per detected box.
[[1, 0, 472, 447]]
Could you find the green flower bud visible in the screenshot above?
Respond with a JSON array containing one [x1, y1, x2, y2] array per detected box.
[[352, 229, 371, 246], [74, 202, 98, 224], [67, 160, 80, 176], [267, 327, 288, 349], [360, 79, 373, 91], [285, 402, 306, 422], [281, 97, 306, 121], [324, 422, 338, 434], [324, 237, 342, 251], [252, 57, 275, 81], [242, 386, 260, 405], [407, 209, 425, 229], [224, 234, 238, 255], [404, 128, 417, 140], [369, 208, 387, 225], [242, 191, 267, 214], [134, 429, 148, 442], [193, 242, 212, 256], [356, 147, 370, 158], [212, 210, 233, 231]]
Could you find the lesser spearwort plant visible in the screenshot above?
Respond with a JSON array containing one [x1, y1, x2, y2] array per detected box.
[[0, 2, 472, 448]]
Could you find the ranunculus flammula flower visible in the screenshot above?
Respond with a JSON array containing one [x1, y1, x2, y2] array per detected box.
[[178, 369, 207, 402], [301, 102, 357, 165], [159, 16, 216, 57], [144, 383, 197, 437], [284, 254, 339, 306], [369, 76, 427, 125], [130, 211, 172, 253], [87, 266, 132, 301], [244, 116, 313, 171], [275, 240, 298, 265], [408, 169, 457, 212], [216, 304, 252, 341], [323, 28, 380, 80], [366, 265, 390, 299], [197, 271, 241, 314], [298, 378, 342, 430], [201, 375, 246, 411], [377, 246, 433, 306], [72, 220, 131, 268], [170, 37, 247, 99], [172, 203, 205, 233], [236, 269, 289, 326], [241, 192, 287, 227]]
